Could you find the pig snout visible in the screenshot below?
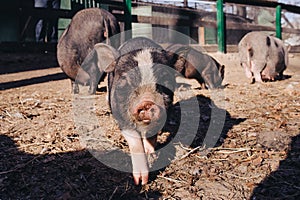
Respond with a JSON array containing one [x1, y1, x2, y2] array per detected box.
[[129, 91, 166, 126], [132, 101, 161, 125]]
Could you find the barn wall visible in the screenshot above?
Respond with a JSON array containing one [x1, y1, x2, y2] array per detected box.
[[0, 0, 22, 42]]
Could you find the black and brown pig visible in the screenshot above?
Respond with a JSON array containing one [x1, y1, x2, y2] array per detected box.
[[166, 44, 224, 89], [238, 31, 288, 83], [82, 37, 176, 185], [57, 7, 120, 94], [85, 37, 176, 184]]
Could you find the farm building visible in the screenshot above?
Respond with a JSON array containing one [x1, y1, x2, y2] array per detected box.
[[1, 0, 299, 52]]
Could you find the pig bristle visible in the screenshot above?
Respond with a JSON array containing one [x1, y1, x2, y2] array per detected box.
[[133, 49, 157, 87]]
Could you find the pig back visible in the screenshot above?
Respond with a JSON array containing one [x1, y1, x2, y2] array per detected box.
[[57, 8, 120, 81], [238, 32, 270, 66], [119, 37, 163, 55]]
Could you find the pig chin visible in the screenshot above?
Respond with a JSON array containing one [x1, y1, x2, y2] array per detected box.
[[138, 106, 166, 131]]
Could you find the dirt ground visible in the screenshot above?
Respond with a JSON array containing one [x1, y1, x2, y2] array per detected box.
[[0, 49, 299, 200]]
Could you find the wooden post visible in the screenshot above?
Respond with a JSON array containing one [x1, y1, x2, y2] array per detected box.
[[276, 5, 282, 39], [198, 27, 205, 45], [124, 0, 132, 40], [216, 0, 225, 53], [184, 0, 188, 7]]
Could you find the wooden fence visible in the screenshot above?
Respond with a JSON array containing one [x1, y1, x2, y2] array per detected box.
[[2, 0, 300, 52]]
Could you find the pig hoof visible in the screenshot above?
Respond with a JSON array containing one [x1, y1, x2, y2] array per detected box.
[[73, 88, 79, 94], [133, 172, 149, 185], [88, 87, 96, 95], [73, 84, 79, 94]]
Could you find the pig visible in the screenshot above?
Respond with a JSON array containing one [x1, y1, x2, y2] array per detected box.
[[57, 7, 120, 94], [238, 31, 288, 83], [82, 37, 176, 185], [166, 44, 224, 89]]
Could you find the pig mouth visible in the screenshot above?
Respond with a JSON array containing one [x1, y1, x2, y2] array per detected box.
[[132, 101, 161, 125]]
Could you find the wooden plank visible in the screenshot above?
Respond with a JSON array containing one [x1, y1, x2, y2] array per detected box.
[[21, 7, 76, 19], [282, 27, 300, 35], [95, 0, 124, 7], [226, 22, 300, 35], [199, 27, 205, 45], [192, 44, 300, 53], [116, 14, 300, 35], [190, 44, 238, 53], [224, 0, 300, 14], [290, 46, 300, 53]]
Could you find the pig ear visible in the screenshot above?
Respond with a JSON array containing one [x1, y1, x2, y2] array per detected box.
[[167, 51, 186, 73], [94, 43, 119, 72], [220, 65, 225, 80]]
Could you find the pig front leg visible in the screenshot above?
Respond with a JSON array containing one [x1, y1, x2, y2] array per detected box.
[[71, 80, 79, 94], [88, 76, 98, 95], [122, 129, 149, 185], [86, 63, 101, 95], [241, 62, 254, 84]]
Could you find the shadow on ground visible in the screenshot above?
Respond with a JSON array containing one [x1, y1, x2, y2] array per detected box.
[[251, 134, 300, 200], [162, 93, 246, 149], [0, 135, 162, 200], [0, 52, 58, 74], [0, 73, 67, 90], [149, 93, 246, 180]]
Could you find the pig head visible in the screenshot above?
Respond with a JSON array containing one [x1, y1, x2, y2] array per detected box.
[[262, 36, 288, 81], [84, 37, 176, 185], [57, 8, 120, 94], [238, 31, 288, 83], [166, 44, 224, 89]]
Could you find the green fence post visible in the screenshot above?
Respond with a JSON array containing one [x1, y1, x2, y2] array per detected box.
[[124, 0, 132, 40], [216, 0, 225, 53], [58, 0, 71, 39], [276, 5, 282, 39]]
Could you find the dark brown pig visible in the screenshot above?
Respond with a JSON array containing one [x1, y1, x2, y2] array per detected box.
[[238, 31, 288, 83], [166, 44, 224, 89], [82, 37, 176, 185], [57, 7, 120, 94]]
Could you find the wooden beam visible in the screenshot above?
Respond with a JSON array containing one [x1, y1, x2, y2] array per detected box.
[[223, 0, 300, 14], [199, 27, 205, 45], [114, 14, 300, 35], [20, 7, 76, 18], [95, 0, 124, 7]]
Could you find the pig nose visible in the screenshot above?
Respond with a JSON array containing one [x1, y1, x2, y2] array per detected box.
[[139, 110, 151, 124]]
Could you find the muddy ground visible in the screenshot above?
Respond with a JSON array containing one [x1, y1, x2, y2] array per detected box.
[[0, 49, 299, 200]]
